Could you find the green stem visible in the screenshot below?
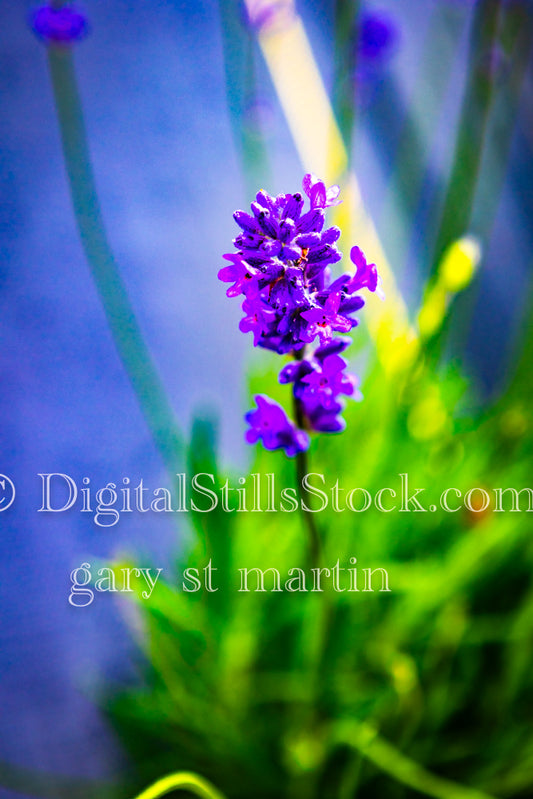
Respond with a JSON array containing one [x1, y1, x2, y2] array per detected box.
[[333, 0, 360, 163], [47, 47, 183, 476], [429, 0, 504, 280], [337, 723, 499, 799], [469, 1, 533, 241], [217, 0, 270, 194], [293, 392, 321, 568], [378, 3, 464, 273], [338, 750, 363, 799], [132, 772, 226, 799], [498, 271, 533, 402], [439, 2, 533, 364], [0, 759, 125, 799]]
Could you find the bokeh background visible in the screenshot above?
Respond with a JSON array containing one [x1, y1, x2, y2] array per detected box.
[[1, 0, 532, 797]]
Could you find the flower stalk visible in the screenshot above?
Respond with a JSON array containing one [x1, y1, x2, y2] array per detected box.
[[47, 47, 183, 476], [220, 175, 381, 564], [131, 772, 226, 799]]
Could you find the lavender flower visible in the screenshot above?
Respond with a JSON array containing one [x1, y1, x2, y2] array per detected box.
[[218, 253, 259, 298], [220, 174, 381, 454], [302, 173, 342, 209], [245, 395, 309, 457], [30, 4, 89, 44], [279, 340, 362, 434], [301, 292, 354, 342], [349, 246, 383, 298], [301, 354, 360, 407], [354, 9, 399, 101], [358, 10, 398, 65]]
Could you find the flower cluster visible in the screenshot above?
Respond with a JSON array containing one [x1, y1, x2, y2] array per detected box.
[[30, 3, 89, 44], [219, 174, 381, 456], [357, 11, 398, 65]]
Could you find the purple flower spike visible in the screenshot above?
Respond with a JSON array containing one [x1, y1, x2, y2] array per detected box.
[[221, 174, 380, 455], [245, 395, 309, 457], [30, 4, 89, 44]]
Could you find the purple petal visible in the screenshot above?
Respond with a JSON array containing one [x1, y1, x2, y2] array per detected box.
[[234, 210, 260, 234]]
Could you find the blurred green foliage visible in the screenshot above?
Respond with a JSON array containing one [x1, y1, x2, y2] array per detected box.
[[108, 2, 533, 797], [109, 317, 533, 798]]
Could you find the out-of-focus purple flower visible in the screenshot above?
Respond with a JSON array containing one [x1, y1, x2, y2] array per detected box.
[[242, 0, 296, 34], [30, 4, 89, 44], [480, 45, 510, 84], [358, 10, 398, 64], [243, 97, 277, 140], [245, 395, 309, 456]]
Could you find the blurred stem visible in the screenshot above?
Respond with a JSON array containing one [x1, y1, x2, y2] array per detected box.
[[338, 723, 498, 799], [429, 0, 504, 280], [338, 750, 363, 799], [333, 0, 359, 163], [218, 0, 270, 194], [0, 759, 126, 799], [132, 772, 226, 799], [47, 47, 183, 476], [440, 3, 533, 365], [378, 4, 464, 272], [469, 1, 533, 239], [499, 272, 533, 402]]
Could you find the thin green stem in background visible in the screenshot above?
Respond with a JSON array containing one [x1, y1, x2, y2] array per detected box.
[[499, 270, 533, 403], [218, 0, 270, 195], [378, 3, 465, 275], [429, 0, 504, 279], [428, 0, 504, 282], [421, 0, 509, 364], [338, 749, 364, 799], [0, 759, 126, 799], [440, 2, 533, 365], [337, 723, 499, 799], [468, 2, 533, 241], [132, 772, 226, 799], [47, 47, 183, 477], [333, 0, 360, 164]]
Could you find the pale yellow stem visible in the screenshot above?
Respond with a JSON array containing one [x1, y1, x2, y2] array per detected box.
[[132, 772, 227, 799], [246, 3, 418, 372]]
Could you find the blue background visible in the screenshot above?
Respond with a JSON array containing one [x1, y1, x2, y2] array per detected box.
[[0, 0, 531, 794]]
